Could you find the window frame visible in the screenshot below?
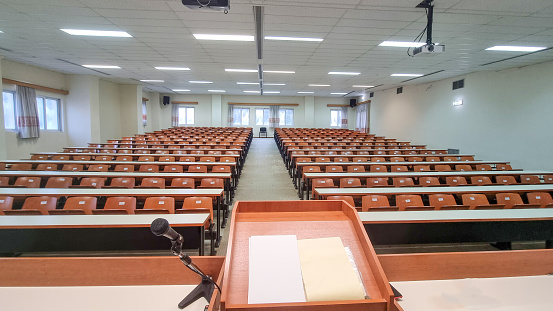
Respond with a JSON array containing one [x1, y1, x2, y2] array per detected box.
[[279, 108, 294, 127], [330, 109, 342, 127], [177, 106, 195, 126], [255, 108, 269, 126], [233, 107, 250, 126], [36, 95, 62, 131], [2, 90, 16, 131]]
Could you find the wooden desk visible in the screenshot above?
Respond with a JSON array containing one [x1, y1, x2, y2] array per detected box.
[[0, 213, 213, 255], [303, 170, 550, 200], [0, 188, 226, 247], [359, 209, 553, 247], [378, 250, 553, 311], [0, 256, 224, 311], [314, 184, 553, 200]]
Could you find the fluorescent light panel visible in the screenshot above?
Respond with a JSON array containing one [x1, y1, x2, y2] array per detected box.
[[329, 71, 360, 75], [298, 91, 314, 94], [331, 93, 348, 95], [208, 90, 226, 92], [265, 36, 323, 42], [265, 83, 285, 86], [264, 70, 295, 74], [243, 91, 280, 94], [155, 67, 190, 71], [173, 89, 190, 92], [193, 34, 254, 41], [379, 41, 425, 47], [309, 84, 330, 87], [227, 69, 295, 74], [237, 82, 259, 85], [140, 80, 164, 83], [61, 29, 132, 37], [486, 45, 547, 52], [189, 81, 213, 84], [353, 85, 374, 88], [391, 73, 423, 77], [82, 65, 121, 69]]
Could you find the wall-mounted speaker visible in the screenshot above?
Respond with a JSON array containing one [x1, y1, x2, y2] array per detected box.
[[349, 98, 357, 107], [162, 96, 170, 105], [369, 92, 374, 98]]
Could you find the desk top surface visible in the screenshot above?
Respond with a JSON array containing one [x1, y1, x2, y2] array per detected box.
[[32, 152, 240, 157], [0, 213, 210, 228], [0, 170, 231, 178], [0, 188, 224, 197], [305, 170, 549, 178], [298, 160, 506, 166], [3, 160, 236, 166], [358, 208, 553, 223]]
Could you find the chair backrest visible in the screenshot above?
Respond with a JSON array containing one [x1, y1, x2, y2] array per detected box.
[[200, 157, 216, 162], [163, 165, 184, 173], [361, 195, 390, 212], [393, 177, 415, 187], [495, 175, 517, 185], [114, 164, 134, 172], [496, 193, 524, 209], [312, 178, 335, 191], [140, 178, 165, 188], [304, 166, 322, 173], [212, 165, 231, 173], [73, 155, 91, 161], [315, 157, 330, 162], [410, 157, 423, 162], [109, 177, 135, 188], [139, 164, 159, 172], [462, 194, 490, 209], [260, 127, 267, 133], [476, 164, 492, 171], [180, 197, 213, 228], [36, 164, 58, 171], [80, 177, 105, 188], [391, 165, 408, 172], [188, 165, 207, 173], [116, 156, 132, 161], [159, 156, 175, 162], [347, 165, 365, 173], [9, 163, 32, 171], [0, 196, 14, 215], [62, 164, 83, 171], [189, 150, 204, 155], [170, 178, 195, 188], [22, 196, 57, 215], [396, 195, 425, 210], [429, 194, 459, 210], [426, 157, 440, 162], [138, 156, 155, 162], [296, 157, 311, 163], [446, 176, 467, 186], [14, 177, 41, 188], [325, 165, 344, 173], [543, 175, 553, 184], [31, 154, 49, 160], [419, 177, 440, 187], [444, 156, 457, 162], [52, 155, 70, 160], [527, 192, 553, 208], [460, 156, 475, 161], [371, 157, 384, 162], [352, 157, 368, 162], [390, 157, 404, 162], [62, 197, 97, 215], [179, 156, 196, 162], [208, 150, 222, 155], [326, 196, 355, 208], [339, 178, 362, 188], [45, 177, 73, 188], [0, 177, 9, 187], [141, 197, 175, 214], [199, 178, 224, 188], [220, 157, 234, 163], [367, 177, 389, 187], [370, 165, 387, 172], [520, 175, 541, 185], [413, 165, 430, 172], [88, 164, 109, 172], [496, 164, 513, 170], [435, 165, 452, 172], [470, 176, 492, 186], [455, 164, 472, 171], [101, 197, 136, 214]]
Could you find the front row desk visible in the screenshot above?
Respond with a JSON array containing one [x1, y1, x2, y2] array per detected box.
[[2, 200, 553, 311]]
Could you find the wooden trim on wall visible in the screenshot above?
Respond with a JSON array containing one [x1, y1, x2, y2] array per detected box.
[[327, 104, 350, 107], [358, 99, 371, 105], [228, 102, 299, 106], [172, 101, 198, 105], [142, 97, 149, 102], [2, 78, 69, 95]]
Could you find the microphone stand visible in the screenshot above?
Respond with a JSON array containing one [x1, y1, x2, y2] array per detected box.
[[170, 237, 216, 309]]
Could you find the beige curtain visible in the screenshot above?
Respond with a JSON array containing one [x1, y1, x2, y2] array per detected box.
[[171, 103, 179, 127], [355, 103, 369, 133], [227, 104, 234, 126], [15, 85, 39, 138], [340, 106, 348, 129], [269, 105, 280, 128]]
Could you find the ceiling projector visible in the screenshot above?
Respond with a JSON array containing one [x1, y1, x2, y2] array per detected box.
[[412, 44, 445, 56], [182, 0, 230, 11]]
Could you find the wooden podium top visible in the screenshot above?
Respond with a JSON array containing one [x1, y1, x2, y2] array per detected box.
[[221, 200, 394, 311]]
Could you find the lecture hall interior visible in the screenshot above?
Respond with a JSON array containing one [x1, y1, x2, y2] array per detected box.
[[1, 0, 553, 310]]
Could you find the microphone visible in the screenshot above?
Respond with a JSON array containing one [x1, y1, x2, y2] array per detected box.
[[151, 218, 182, 241]]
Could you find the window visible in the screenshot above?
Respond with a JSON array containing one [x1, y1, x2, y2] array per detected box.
[[3, 91, 61, 131], [2, 91, 16, 130], [330, 109, 342, 127], [233, 108, 250, 126], [279, 109, 294, 126], [255, 108, 269, 125], [178, 107, 195, 125]]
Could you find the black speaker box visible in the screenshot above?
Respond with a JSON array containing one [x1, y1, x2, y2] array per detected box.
[[349, 98, 357, 107], [163, 96, 170, 105]]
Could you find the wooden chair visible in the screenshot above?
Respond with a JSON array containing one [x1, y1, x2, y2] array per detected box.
[[462, 194, 504, 210], [444, 156, 457, 162], [211, 165, 231, 173], [396, 195, 433, 211], [137, 197, 175, 214], [104, 177, 135, 189], [362, 195, 395, 212], [435, 164, 452, 172], [496, 193, 540, 209], [62, 164, 83, 172], [429, 194, 468, 210], [455, 164, 472, 171], [51, 197, 97, 215], [520, 175, 541, 185], [31, 154, 49, 160], [169, 178, 195, 189], [14, 177, 41, 188], [410, 157, 423, 162], [390, 157, 404, 162], [71, 177, 106, 189], [347, 165, 365, 173], [138, 156, 155, 162], [326, 196, 355, 208], [88, 164, 109, 172], [73, 155, 91, 161], [495, 176, 517, 185], [45, 177, 73, 188], [0, 177, 9, 187], [163, 165, 184, 173], [367, 177, 389, 187], [371, 158, 384, 162], [115, 156, 132, 161], [419, 177, 441, 187], [312, 178, 335, 199], [352, 157, 368, 162], [36, 164, 58, 171], [9, 163, 32, 171], [334, 157, 349, 163], [527, 192, 553, 208], [446, 176, 468, 186], [325, 165, 344, 173], [159, 156, 175, 162], [139, 164, 159, 173], [391, 165, 408, 172], [198, 178, 224, 189], [339, 178, 362, 188], [5, 196, 57, 215], [393, 177, 415, 187], [460, 156, 475, 161], [179, 156, 196, 162], [0, 196, 14, 215], [370, 165, 387, 172], [470, 176, 493, 186], [114, 164, 134, 172], [52, 155, 70, 160], [496, 164, 513, 170], [315, 157, 330, 162], [426, 157, 440, 162], [94, 197, 136, 214], [95, 156, 113, 161], [543, 175, 553, 184], [220, 157, 234, 163], [138, 178, 165, 189], [188, 165, 207, 173], [179, 197, 213, 230], [476, 164, 492, 171], [413, 165, 430, 172]]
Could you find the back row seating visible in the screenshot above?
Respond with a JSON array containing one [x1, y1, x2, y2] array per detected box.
[[300, 163, 512, 171]]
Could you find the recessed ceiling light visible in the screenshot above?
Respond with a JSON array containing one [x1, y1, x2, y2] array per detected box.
[[243, 91, 261, 93], [485, 45, 547, 52], [172, 89, 191, 92], [61, 29, 132, 37], [226, 69, 258, 73], [189, 81, 213, 84], [140, 80, 164, 83], [265, 36, 323, 42], [264, 91, 281, 94], [264, 83, 286, 86], [264, 70, 295, 74], [155, 67, 190, 71], [379, 41, 425, 48], [331, 92, 348, 95], [208, 90, 226, 92], [391, 74, 423, 77], [193, 34, 254, 41], [309, 84, 330, 87], [298, 91, 314, 94], [0, 30, 3, 33], [329, 72, 360, 75], [237, 82, 259, 85], [352, 85, 374, 88], [82, 65, 121, 69]]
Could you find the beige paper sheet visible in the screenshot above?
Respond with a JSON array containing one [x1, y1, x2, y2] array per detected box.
[[297, 237, 365, 302]]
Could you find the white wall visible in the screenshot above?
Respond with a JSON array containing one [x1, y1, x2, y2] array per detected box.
[[366, 60, 553, 171], [65, 75, 100, 146], [99, 80, 122, 142], [314, 97, 356, 130]]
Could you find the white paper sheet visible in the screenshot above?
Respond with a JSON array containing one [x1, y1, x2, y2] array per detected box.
[[248, 235, 306, 304]]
